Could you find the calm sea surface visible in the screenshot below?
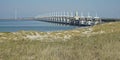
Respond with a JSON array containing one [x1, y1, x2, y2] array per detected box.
[[0, 20, 79, 32]]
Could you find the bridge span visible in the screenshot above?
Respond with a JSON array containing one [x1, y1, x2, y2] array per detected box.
[[35, 11, 102, 26]]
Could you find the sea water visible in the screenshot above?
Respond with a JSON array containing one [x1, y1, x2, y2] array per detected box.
[[0, 20, 78, 32]]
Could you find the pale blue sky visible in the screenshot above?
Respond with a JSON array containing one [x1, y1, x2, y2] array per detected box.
[[0, 0, 120, 18]]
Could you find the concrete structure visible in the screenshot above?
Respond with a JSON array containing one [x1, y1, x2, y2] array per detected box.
[[35, 11, 102, 26]]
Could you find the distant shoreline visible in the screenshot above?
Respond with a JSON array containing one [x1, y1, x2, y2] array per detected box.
[[0, 18, 35, 20], [1, 18, 120, 20]]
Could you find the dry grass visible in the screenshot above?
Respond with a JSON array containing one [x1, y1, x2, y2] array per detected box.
[[0, 22, 120, 60]]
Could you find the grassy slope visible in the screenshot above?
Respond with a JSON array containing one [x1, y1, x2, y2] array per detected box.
[[0, 22, 120, 60]]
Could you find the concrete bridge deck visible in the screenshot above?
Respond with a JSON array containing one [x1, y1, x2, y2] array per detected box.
[[34, 11, 119, 26]]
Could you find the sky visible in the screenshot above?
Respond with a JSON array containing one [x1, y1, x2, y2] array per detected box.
[[0, 0, 120, 18]]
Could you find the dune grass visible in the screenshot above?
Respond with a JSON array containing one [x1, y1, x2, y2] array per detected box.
[[0, 22, 120, 60]]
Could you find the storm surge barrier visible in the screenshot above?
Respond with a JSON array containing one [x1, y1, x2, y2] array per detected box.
[[35, 11, 101, 26]]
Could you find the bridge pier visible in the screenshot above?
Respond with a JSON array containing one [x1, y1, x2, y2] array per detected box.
[[35, 11, 102, 26]]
